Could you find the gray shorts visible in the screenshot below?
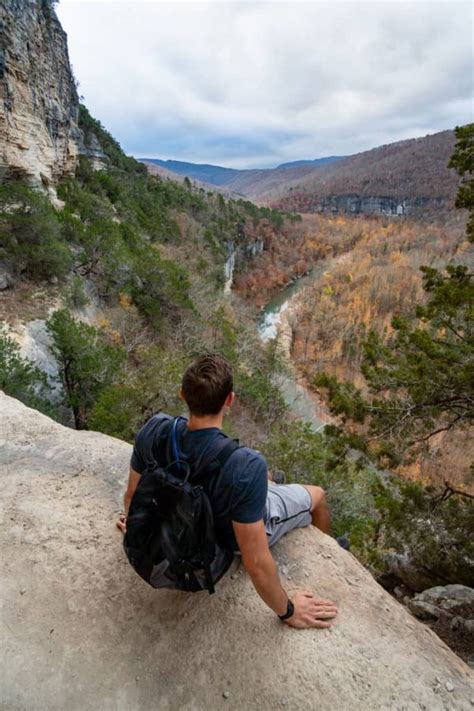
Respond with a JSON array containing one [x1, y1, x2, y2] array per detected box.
[[264, 483, 312, 546]]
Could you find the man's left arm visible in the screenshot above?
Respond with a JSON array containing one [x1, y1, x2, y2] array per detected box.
[[118, 416, 160, 532], [117, 467, 141, 533]]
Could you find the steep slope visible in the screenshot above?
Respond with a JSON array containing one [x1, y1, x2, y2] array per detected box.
[[1, 392, 473, 711], [0, 0, 298, 456], [0, 0, 80, 188]]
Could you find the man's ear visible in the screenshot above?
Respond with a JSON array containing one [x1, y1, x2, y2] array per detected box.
[[179, 388, 185, 402], [225, 391, 235, 408]]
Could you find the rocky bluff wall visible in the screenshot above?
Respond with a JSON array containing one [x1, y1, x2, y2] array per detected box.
[[311, 194, 446, 217], [274, 192, 448, 217], [0, 0, 80, 188], [1, 392, 473, 710]]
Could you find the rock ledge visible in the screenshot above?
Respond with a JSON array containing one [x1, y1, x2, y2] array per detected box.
[[1, 393, 473, 710]]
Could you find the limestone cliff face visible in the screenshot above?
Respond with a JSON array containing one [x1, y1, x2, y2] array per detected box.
[[1, 392, 473, 710], [273, 192, 448, 217], [0, 0, 80, 187]]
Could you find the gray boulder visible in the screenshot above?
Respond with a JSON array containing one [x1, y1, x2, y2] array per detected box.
[[409, 585, 474, 621], [0, 262, 16, 290], [1, 393, 473, 711], [384, 550, 445, 592]]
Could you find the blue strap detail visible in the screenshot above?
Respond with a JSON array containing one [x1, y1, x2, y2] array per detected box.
[[171, 417, 186, 473], [170, 416, 239, 480], [171, 417, 180, 463]]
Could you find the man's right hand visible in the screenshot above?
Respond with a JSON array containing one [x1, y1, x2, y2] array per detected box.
[[284, 590, 338, 629], [232, 520, 339, 630]]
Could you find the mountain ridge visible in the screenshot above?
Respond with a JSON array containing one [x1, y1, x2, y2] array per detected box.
[[140, 155, 346, 184], [140, 130, 459, 217], [276, 156, 346, 170], [139, 158, 242, 186]]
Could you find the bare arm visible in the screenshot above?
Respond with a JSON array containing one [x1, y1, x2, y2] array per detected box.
[[233, 519, 338, 628], [123, 467, 141, 515], [233, 519, 288, 614], [117, 467, 141, 533]]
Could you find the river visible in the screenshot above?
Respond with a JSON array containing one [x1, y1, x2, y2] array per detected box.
[[256, 263, 394, 483], [257, 263, 334, 432]]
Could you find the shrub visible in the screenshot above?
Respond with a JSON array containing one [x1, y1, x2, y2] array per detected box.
[[64, 276, 90, 309]]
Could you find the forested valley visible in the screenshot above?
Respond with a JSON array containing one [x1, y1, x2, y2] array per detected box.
[[236, 203, 472, 487]]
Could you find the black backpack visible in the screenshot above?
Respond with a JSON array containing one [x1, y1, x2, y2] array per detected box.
[[123, 416, 240, 594]]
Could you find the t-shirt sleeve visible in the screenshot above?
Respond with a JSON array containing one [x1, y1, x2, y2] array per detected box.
[[230, 450, 268, 524], [130, 413, 169, 474]]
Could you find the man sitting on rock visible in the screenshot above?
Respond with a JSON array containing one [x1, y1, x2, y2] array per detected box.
[[117, 353, 338, 629]]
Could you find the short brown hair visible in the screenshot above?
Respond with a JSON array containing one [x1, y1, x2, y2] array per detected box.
[[181, 353, 233, 415]]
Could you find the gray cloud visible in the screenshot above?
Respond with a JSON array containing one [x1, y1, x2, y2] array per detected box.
[[57, 0, 473, 168]]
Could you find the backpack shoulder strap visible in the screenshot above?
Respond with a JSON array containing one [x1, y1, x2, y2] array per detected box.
[[192, 437, 241, 482], [143, 417, 174, 472], [163, 419, 175, 466], [214, 438, 241, 468]]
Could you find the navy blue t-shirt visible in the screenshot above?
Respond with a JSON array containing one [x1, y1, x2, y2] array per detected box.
[[130, 413, 268, 551]]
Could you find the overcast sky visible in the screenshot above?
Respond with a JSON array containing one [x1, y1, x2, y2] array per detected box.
[[57, 1, 473, 169]]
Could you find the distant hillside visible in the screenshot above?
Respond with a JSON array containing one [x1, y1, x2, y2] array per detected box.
[[265, 130, 458, 216], [141, 160, 242, 198], [276, 156, 346, 170], [139, 155, 346, 194], [139, 159, 242, 186]]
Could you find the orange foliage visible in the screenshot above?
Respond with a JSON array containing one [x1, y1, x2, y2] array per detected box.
[[119, 292, 133, 310]]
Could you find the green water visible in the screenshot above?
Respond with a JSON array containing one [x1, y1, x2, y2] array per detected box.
[[257, 262, 330, 431]]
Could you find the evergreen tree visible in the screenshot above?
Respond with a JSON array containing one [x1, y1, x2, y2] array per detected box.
[[361, 264, 473, 457], [46, 309, 125, 429], [448, 123, 474, 243], [0, 184, 72, 280]]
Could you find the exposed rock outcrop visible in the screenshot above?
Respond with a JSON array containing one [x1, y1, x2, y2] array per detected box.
[[408, 586, 474, 667], [15, 317, 62, 395], [0, 261, 16, 289], [293, 193, 446, 217], [408, 585, 474, 622], [224, 234, 264, 293], [0, 0, 80, 188], [1, 393, 473, 710], [265, 130, 458, 216]]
